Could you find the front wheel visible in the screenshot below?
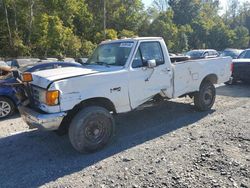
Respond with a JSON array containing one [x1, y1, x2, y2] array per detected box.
[[69, 106, 114, 153], [194, 81, 216, 111]]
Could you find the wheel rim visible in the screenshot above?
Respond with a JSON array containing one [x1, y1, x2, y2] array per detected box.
[[203, 86, 214, 106], [0, 101, 11, 118], [84, 119, 107, 144]]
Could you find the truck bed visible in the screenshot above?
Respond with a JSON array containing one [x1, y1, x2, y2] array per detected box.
[[172, 57, 232, 98]]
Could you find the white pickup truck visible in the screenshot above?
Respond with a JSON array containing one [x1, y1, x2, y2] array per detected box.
[[18, 37, 232, 153]]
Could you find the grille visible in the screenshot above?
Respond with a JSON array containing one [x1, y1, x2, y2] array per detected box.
[[31, 86, 44, 102]]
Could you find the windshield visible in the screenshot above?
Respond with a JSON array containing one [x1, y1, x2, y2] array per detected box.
[[86, 42, 134, 66], [0, 61, 9, 67], [220, 50, 239, 58], [186, 51, 203, 57], [238, 50, 250, 59]]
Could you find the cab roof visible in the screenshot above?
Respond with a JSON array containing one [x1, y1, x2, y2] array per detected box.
[[101, 37, 164, 44]]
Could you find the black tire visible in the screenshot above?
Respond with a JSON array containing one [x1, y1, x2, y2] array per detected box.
[[194, 81, 216, 111], [224, 78, 236, 85], [69, 106, 114, 153], [0, 97, 15, 119]]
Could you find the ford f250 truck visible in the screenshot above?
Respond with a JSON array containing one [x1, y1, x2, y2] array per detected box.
[[18, 37, 232, 153]]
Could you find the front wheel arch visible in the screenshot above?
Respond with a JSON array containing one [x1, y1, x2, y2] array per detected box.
[[57, 97, 116, 135]]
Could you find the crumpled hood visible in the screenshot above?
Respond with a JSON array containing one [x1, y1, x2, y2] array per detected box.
[[30, 66, 122, 89]]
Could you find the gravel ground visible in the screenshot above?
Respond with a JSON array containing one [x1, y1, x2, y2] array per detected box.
[[0, 84, 249, 188]]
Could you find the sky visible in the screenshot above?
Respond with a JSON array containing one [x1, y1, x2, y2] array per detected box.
[[142, 0, 250, 12]]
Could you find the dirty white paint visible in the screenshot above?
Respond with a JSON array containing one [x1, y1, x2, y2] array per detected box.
[[29, 37, 232, 114]]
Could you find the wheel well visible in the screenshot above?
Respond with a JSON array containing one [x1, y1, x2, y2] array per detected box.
[[58, 97, 116, 134], [0, 95, 16, 107], [202, 74, 218, 84]]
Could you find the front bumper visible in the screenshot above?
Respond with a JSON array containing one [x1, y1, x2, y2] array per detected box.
[[18, 105, 67, 131]]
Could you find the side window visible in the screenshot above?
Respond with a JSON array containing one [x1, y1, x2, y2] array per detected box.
[[208, 51, 213, 56], [140, 42, 164, 65], [238, 51, 246, 58], [132, 42, 164, 68], [132, 49, 144, 68], [204, 52, 209, 57]]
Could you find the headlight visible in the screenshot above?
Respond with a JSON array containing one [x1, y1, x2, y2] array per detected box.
[[32, 87, 60, 106]]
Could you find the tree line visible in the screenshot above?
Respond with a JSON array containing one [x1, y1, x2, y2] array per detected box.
[[0, 0, 249, 58]]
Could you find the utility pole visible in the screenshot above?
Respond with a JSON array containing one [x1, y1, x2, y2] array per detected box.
[[103, 0, 106, 39]]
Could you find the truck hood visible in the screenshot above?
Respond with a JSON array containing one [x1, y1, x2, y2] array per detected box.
[[31, 66, 123, 89]]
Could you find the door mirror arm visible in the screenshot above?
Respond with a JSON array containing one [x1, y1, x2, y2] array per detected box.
[[145, 60, 157, 82]]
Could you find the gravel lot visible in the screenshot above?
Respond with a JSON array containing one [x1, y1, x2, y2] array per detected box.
[[0, 84, 249, 188]]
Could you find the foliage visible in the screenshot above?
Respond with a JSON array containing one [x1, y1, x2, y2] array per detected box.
[[148, 11, 178, 50], [232, 26, 249, 48], [80, 40, 96, 57], [95, 29, 118, 43], [0, 0, 249, 58], [119, 29, 136, 38]]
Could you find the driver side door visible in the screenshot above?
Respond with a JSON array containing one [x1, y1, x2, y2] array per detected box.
[[128, 41, 172, 109]]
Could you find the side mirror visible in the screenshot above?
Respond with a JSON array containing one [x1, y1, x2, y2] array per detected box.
[[147, 59, 156, 68]]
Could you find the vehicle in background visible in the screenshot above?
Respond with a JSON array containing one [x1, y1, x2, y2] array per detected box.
[[18, 37, 232, 153], [46, 58, 58, 61], [170, 55, 190, 63], [63, 58, 79, 64], [37, 58, 58, 63], [186, 49, 219, 59], [169, 53, 176, 57], [220, 48, 243, 59], [76, 58, 88, 64], [6, 58, 39, 68], [0, 61, 11, 76], [228, 49, 250, 84], [0, 62, 83, 119]]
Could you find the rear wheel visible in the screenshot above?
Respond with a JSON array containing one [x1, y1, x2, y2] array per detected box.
[[0, 97, 15, 119], [69, 106, 114, 153], [224, 78, 236, 85], [194, 81, 216, 111]]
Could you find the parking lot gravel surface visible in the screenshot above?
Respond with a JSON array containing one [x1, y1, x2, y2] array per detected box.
[[0, 84, 249, 188]]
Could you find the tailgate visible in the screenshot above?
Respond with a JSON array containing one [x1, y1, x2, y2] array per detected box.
[[233, 62, 250, 80]]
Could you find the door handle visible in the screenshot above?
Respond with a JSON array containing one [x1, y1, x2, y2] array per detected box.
[[162, 68, 171, 73]]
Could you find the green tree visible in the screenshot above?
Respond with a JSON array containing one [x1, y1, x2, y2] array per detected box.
[[232, 26, 249, 48], [148, 11, 178, 51], [34, 14, 81, 57], [95, 29, 118, 43], [119, 29, 136, 38], [80, 40, 96, 57], [168, 0, 201, 25], [173, 25, 192, 52], [207, 22, 234, 50]]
